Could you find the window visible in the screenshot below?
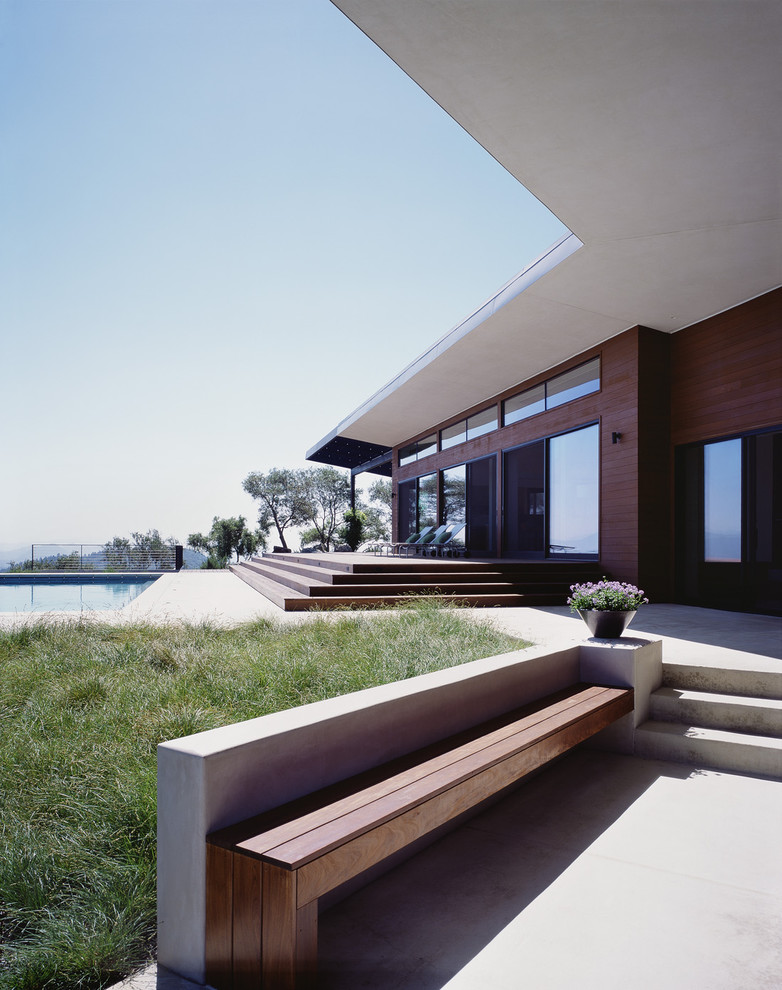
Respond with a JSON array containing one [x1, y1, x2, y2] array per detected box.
[[548, 425, 599, 555], [417, 474, 438, 531], [546, 358, 600, 409], [503, 384, 545, 426], [503, 441, 545, 555], [704, 439, 742, 562], [503, 357, 600, 425], [398, 479, 416, 540], [442, 457, 496, 553], [441, 421, 467, 451], [442, 466, 466, 526], [467, 407, 498, 440], [399, 433, 437, 466], [440, 406, 497, 451], [397, 473, 438, 540]]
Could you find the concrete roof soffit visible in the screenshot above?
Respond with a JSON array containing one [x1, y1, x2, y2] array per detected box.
[[323, 0, 782, 449]]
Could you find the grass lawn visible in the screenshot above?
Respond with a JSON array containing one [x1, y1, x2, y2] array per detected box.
[[0, 602, 526, 990]]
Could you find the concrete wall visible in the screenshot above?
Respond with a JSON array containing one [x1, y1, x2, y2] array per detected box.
[[157, 636, 661, 984]]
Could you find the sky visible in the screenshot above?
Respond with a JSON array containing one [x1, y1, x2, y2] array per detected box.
[[1, 0, 566, 552]]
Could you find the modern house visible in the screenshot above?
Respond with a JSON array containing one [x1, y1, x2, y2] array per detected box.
[[307, 1, 782, 615]]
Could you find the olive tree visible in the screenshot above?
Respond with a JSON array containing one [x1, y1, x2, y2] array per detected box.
[[242, 468, 311, 551], [299, 467, 352, 551], [188, 516, 265, 568]]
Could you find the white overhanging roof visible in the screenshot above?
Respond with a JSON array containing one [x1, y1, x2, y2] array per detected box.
[[308, 0, 782, 465]]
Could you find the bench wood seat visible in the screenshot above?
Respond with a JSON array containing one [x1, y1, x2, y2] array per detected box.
[[206, 682, 633, 989]]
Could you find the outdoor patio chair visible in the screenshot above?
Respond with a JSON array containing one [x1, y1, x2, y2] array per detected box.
[[422, 523, 466, 557], [396, 524, 449, 557], [373, 526, 434, 557]]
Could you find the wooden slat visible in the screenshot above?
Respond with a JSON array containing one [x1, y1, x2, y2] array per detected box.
[[262, 864, 317, 990], [232, 854, 262, 990], [296, 901, 318, 989], [234, 686, 615, 861], [266, 688, 632, 872], [296, 691, 631, 906], [205, 843, 234, 990]]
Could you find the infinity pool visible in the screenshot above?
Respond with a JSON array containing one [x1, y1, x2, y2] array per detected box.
[[0, 575, 159, 612]]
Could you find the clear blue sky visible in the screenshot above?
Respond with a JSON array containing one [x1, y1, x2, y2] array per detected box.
[[1, 0, 566, 551]]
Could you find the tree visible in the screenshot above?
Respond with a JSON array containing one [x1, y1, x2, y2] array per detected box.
[[103, 536, 132, 571], [130, 529, 177, 570], [360, 478, 392, 544], [300, 467, 352, 551], [98, 530, 178, 570], [242, 468, 310, 551], [337, 508, 367, 551], [188, 516, 264, 568]]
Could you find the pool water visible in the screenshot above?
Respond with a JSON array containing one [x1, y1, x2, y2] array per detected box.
[[0, 576, 159, 612]]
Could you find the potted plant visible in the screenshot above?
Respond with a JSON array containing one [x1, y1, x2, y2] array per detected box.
[[567, 578, 649, 638]]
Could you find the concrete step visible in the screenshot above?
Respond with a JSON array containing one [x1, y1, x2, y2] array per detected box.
[[650, 687, 782, 737], [635, 720, 782, 779], [662, 661, 782, 701]]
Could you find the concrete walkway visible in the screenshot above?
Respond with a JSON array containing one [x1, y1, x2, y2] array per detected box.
[[122, 752, 782, 990], [7, 571, 777, 990]]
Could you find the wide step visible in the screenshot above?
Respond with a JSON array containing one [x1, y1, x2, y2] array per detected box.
[[650, 687, 782, 737], [230, 554, 599, 612], [635, 720, 782, 779], [662, 661, 782, 700]]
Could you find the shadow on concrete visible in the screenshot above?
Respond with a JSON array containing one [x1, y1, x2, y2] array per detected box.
[[317, 750, 690, 990], [529, 604, 782, 661], [627, 606, 782, 660]]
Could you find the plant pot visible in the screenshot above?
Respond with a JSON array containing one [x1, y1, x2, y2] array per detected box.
[[578, 609, 637, 638]]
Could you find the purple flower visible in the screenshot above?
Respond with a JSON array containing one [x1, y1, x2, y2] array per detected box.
[[566, 576, 649, 612]]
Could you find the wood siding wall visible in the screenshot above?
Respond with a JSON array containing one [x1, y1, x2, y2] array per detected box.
[[670, 288, 782, 446], [637, 329, 673, 598], [392, 328, 651, 588], [389, 289, 780, 603]]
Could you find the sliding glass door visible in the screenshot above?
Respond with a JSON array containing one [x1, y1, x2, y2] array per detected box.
[[443, 456, 496, 554], [503, 441, 545, 556], [503, 424, 599, 558], [397, 473, 437, 541], [676, 429, 781, 614], [549, 425, 599, 556]]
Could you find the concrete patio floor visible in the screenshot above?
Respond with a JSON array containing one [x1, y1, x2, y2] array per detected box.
[[122, 749, 782, 990], [6, 570, 779, 989]]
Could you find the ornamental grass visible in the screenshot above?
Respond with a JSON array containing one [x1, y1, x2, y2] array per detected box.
[[0, 601, 524, 990]]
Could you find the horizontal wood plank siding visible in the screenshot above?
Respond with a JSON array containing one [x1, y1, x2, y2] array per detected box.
[[393, 332, 644, 577], [599, 331, 640, 585], [671, 289, 782, 446], [637, 328, 673, 599]]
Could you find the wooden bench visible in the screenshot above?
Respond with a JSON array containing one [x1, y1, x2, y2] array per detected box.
[[205, 682, 633, 990]]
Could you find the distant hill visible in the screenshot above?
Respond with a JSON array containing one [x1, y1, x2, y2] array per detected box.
[[182, 548, 207, 569], [0, 545, 41, 571]]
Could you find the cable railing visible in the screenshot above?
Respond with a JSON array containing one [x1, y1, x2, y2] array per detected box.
[[15, 544, 184, 573]]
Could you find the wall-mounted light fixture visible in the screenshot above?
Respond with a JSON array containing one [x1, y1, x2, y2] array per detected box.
[[612, 432, 622, 444]]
